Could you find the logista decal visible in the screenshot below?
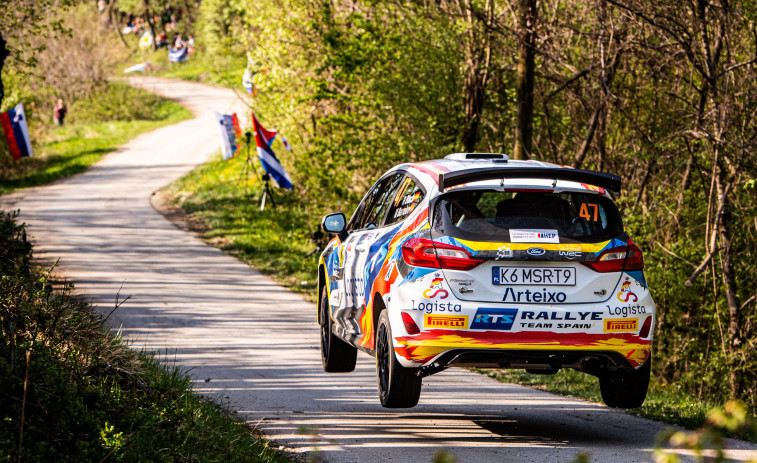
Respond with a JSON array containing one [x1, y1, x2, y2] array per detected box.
[[411, 300, 462, 313]]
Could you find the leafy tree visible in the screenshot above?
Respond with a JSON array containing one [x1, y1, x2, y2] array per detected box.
[[0, 0, 76, 107]]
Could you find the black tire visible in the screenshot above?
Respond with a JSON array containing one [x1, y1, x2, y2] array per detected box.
[[376, 310, 422, 408], [319, 290, 357, 373], [599, 356, 651, 408]]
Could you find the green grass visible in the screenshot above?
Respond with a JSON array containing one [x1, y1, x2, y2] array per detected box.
[[0, 210, 292, 462], [0, 84, 192, 196], [165, 148, 320, 298], [479, 368, 757, 441]]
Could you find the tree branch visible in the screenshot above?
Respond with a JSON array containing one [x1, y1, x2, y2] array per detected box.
[[685, 179, 735, 286], [656, 242, 697, 268]]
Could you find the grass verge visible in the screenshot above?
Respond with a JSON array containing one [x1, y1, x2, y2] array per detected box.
[[0, 210, 291, 462], [0, 83, 192, 196]]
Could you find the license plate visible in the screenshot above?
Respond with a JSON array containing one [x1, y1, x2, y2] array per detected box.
[[492, 266, 576, 286]]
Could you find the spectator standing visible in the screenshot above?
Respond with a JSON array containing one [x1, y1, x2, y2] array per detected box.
[[53, 99, 67, 126], [173, 34, 185, 49], [156, 31, 168, 48]]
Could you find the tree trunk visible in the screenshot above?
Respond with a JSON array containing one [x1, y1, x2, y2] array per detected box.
[[461, 73, 486, 151], [460, 0, 492, 152], [513, 0, 537, 160], [143, 0, 158, 51], [0, 32, 8, 107]]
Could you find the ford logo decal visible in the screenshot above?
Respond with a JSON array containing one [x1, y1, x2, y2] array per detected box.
[[527, 247, 546, 256]]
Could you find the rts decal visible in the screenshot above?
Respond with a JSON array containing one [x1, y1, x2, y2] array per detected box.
[[470, 308, 518, 330]]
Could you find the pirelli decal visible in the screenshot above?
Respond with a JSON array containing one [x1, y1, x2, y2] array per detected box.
[[604, 318, 638, 333], [424, 314, 468, 329]]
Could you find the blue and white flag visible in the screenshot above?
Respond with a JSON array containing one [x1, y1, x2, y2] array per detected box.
[[0, 103, 33, 160], [281, 135, 291, 151], [124, 62, 148, 73], [242, 66, 254, 94], [213, 111, 237, 160], [168, 46, 188, 63], [252, 112, 293, 189]]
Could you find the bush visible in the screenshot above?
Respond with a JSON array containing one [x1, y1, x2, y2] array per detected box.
[[68, 83, 179, 123]]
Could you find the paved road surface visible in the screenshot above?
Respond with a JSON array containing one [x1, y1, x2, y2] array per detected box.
[[2, 77, 756, 463]]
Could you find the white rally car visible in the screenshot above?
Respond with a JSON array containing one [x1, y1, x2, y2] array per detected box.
[[318, 153, 655, 409]]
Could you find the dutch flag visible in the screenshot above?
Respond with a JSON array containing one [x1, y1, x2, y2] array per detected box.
[[1, 103, 33, 160], [252, 112, 293, 190]]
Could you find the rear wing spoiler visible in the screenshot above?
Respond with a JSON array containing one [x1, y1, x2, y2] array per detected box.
[[438, 167, 621, 194]]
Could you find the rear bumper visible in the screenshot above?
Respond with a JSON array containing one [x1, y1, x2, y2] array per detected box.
[[416, 348, 643, 378]]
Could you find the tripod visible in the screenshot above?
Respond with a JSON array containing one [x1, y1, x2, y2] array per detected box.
[[260, 173, 276, 211], [239, 131, 262, 197]]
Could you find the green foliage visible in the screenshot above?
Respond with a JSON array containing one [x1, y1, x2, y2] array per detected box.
[[0, 0, 76, 73], [653, 400, 757, 462], [0, 210, 30, 276], [0, 211, 291, 462], [196, 0, 247, 57], [68, 82, 183, 123]]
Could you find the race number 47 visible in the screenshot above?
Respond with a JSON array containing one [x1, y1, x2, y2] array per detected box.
[[579, 203, 599, 222]]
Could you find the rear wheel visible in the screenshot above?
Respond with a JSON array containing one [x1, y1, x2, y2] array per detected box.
[[599, 356, 651, 408], [376, 311, 422, 408], [319, 290, 357, 372]]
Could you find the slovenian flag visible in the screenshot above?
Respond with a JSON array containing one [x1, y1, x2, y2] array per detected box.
[[252, 112, 293, 189], [1, 103, 33, 160]]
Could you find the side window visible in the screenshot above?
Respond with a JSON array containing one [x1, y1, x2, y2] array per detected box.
[[349, 179, 387, 231], [386, 175, 425, 224], [362, 174, 404, 229]]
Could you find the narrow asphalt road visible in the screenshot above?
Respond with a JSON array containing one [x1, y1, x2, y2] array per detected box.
[[2, 77, 756, 463]]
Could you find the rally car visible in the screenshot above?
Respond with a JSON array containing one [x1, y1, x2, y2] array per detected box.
[[317, 153, 655, 409]]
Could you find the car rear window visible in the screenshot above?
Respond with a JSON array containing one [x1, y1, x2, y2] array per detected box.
[[433, 189, 624, 243]]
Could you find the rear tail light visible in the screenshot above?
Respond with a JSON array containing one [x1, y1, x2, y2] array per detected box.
[[582, 239, 644, 273], [401, 238, 483, 271], [639, 315, 653, 338], [401, 312, 420, 335]]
